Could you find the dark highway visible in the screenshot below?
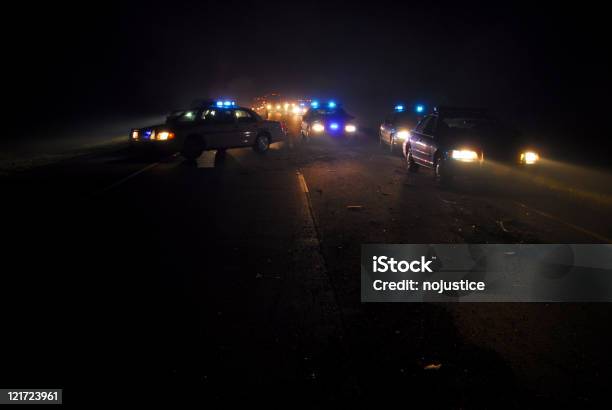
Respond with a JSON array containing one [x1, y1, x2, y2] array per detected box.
[[3, 115, 612, 407]]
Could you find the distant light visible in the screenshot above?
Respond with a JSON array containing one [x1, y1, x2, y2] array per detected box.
[[345, 124, 356, 133], [330, 122, 339, 130], [394, 104, 404, 112], [131, 130, 139, 139], [328, 101, 336, 108], [311, 100, 319, 108], [415, 104, 425, 113]]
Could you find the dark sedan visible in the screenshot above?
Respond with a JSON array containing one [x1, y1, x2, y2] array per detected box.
[[300, 101, 358, 139], [403, 107, 541, 184]]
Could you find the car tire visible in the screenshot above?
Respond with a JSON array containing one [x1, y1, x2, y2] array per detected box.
[[434, 157, 452, 187], [407, 149, 419, 173], [181, 135, 204, 160], [254, 133, 271, 153]]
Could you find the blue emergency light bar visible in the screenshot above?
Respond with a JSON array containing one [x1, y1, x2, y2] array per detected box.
[[311, 100, 320, 108], [215, 100, 236, 108], [415, 104, 425, 113], [394, 104, 404, 112]]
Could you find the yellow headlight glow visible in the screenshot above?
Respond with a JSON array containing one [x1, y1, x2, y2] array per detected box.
[[153, 131, 174, 141], [131, 130, 139, 139], [396, 130, 410, 140], [312, 123, 325, 132], [521, 151, 539, 164], [345, 124, 357, 133], [451, 149, 479, 161]]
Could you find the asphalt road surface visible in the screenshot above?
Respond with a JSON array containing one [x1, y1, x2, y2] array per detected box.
[[3, 115, 612, 407]]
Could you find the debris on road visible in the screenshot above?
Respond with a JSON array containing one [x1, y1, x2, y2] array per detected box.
[[497, 220, 510, 233]]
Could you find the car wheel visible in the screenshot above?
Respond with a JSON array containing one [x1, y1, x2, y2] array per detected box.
[[254, 134, 270, 153], [181, 135, 204, 160], [407, 150, 419, 173], [434, 158, 452, 187]]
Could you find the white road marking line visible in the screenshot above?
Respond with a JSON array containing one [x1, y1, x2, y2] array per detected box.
[[515, 201, 612, 243], [95, 162, 161, 194], [95, 152, 179, 195], [297, 171, 309, 193]]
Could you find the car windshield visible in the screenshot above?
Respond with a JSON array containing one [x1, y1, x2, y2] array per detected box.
[[394, 112, 417, 127], [311, 107, 350, 117], [442, 117, 496, 130], [440, 116, 513, 141], [168, 110, 197, 123]]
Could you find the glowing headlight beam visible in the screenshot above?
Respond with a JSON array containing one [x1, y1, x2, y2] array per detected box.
[[451, 149, 479, 161], [521, 151, 539, 164], [156, 131, 174, 141], [312, 123, 325, 132], [396, 130, 410, 140]]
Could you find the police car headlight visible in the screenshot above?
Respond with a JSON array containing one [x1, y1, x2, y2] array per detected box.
[[312, 123, 325, 132], [345, 124, 357, 133], [520, 151, 539, 164], [154, 131, 175, 141], [396, 130, 410, 140], [451, 149, 479, 161], [131, 129, 139, 139]]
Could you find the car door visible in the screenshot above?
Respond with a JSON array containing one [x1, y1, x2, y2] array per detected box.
[[380, 114, 395, 144], [234, 109, 258, 146], [199, 108, 239, 149], [419, 115, 438, 166], [409, 115, 436, 166]]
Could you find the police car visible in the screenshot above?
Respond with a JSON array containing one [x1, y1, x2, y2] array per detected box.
[[379, 104, 425, 151], [300, 100, 357, 139], [404, 106, 541, 184], [130, 99, 286, 160]]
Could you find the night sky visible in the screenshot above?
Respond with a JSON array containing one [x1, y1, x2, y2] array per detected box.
[[5, 1, 610, 162]]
